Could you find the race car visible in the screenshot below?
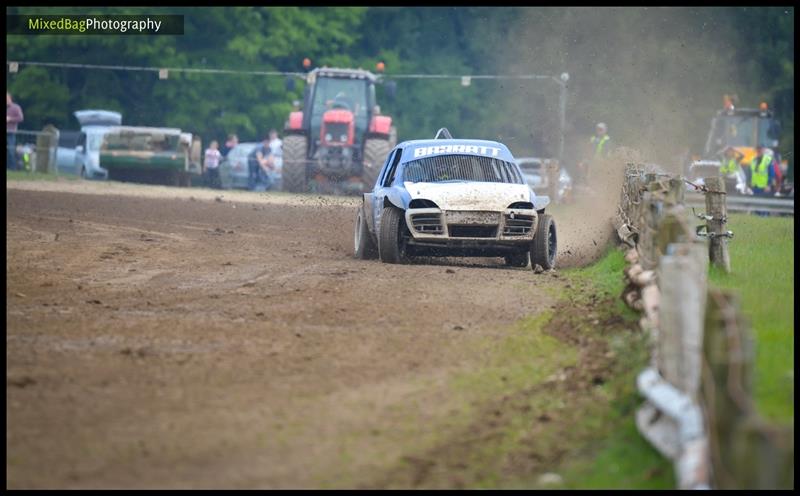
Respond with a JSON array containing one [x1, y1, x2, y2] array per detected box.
[[353, 128, 557, 270]]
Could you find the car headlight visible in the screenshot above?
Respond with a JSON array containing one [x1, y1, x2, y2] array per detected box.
[[340, 134, 347, 142], [325, 133, 332, 142]]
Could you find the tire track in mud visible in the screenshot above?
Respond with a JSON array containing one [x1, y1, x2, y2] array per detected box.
[[6, 178, 623, 488]]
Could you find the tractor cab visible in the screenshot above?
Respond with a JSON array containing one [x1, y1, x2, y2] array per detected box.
[[704, 101, 781, 166], [302, 68, 377, 164]]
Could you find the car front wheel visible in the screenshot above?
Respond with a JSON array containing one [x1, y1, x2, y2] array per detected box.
[[378, 206, 410, 264], [530, 214, 556, 270]]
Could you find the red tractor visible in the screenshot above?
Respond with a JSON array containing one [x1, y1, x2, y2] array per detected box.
[[283, 67, 397, 194]]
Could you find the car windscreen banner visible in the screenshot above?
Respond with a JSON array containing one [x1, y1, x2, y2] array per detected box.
[[403, 154, 523, 184]]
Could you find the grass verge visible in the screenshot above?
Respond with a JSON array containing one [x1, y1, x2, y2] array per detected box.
[[546, 247, 674, 489], [6, 170, 79, 182], [707, 213, 794, 425], [365, 248, 674, 489]]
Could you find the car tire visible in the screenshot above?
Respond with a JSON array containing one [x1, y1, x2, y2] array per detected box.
[[530, 213, 557, 270], [504, 251, 529, 268], [354, 205, 378, 260], [282, 134, 308, 193], [363, 137, 391, 193], [378, 206, 409, 264]]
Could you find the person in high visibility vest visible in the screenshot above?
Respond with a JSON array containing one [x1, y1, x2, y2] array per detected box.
[[590, 122, 611, 160], [719, 146, 744, 194], [577, 122, 612, 185], [719, 146, 742, 175], [21, 144, 31, 171], [749, 144, 776, 196]]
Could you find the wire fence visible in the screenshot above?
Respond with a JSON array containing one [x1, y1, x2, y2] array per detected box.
[[613, 163, 793, 489]]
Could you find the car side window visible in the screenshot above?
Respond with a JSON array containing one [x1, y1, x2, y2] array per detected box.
[[381, 148, 403, 187], [377, 149, 398, 187]]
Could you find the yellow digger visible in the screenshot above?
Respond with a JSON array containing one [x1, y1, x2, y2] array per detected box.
[[687, 95, 784, 195]]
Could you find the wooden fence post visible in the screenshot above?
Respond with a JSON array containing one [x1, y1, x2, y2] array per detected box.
[[667, 177, 685, 206], [703, 176, 731, 272], [702, 289, 794, 489], [658, 242, 708, 396], [36, 125, 59, 174]]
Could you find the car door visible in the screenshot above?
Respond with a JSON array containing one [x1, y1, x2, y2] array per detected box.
[[364, 147, 397, 232], [372, 148, 404, 236]]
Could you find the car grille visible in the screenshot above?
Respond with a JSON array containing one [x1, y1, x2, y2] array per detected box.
[[448, 225, 498, 238], [410, 213, 443, 234], [503, 213, 534, 236]]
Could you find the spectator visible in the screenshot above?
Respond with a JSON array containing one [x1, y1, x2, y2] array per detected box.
[[247, 134, 275, 191], [576, 122, 611, 185], [204, 140, 222, 189], [7, 92, 24, 170], [590, 122, 612, 161], [770, 149, 784, 194], [749, 144, 777, 196], [268, 129, 283, 190], [719, 146, 744, 194], [221, 133, 238, 158]]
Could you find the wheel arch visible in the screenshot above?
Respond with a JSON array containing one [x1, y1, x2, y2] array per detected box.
[[383, 187, 411, 210]]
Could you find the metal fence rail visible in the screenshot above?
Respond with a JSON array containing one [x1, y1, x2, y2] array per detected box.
[[686, 192, 794, 216]]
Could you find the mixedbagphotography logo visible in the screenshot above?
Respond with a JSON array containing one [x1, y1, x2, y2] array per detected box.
[[7, 14, 184, 35]]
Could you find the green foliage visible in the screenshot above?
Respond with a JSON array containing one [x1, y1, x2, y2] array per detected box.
[[5, 7, 794, 172]]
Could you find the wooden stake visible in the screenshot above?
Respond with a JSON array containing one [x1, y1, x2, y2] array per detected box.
[[703, 176, 731, 272]]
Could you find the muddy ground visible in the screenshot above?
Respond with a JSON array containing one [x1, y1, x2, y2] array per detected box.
[[6, 178, 624, 489]]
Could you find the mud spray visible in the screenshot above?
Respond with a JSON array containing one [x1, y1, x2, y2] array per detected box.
[[555, 147, 644, 268]]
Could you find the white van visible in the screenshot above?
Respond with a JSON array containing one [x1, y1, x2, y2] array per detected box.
[[74, 110, 122, 179]]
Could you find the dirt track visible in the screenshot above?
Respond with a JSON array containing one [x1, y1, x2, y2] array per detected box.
[[6, 180, 592, 489]]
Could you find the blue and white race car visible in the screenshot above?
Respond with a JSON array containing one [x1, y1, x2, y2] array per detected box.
[[353, 129, 557, 270]]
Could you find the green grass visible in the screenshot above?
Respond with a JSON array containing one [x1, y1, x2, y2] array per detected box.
[[376, 248, 675, 489], [550, 247, 674, 489], [552, 212, 795, 488], [6, 169, 79, 182], [708, 213, 794, 425]]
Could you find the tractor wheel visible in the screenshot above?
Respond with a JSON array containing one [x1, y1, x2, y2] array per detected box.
[[363, 137, 391, 192], [530, 214, 557, 271], [378, 206, 410, 264], [282, 134, 308, 193], [504, 251, 529, 268], [354, 205, 378, 260]]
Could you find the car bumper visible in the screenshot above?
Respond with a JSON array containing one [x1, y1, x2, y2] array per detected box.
[[405, 208, 537, 250]]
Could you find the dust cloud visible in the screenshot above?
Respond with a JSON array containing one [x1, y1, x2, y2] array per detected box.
[[555, 147, 644, 268], [494, 7, 746, 267]]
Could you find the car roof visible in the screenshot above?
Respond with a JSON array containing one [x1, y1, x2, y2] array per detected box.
[[106, 126, 183, 136], [74, 110, 122, 127], [226, 143, 258, 154], [396, 138, 516, 164]]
